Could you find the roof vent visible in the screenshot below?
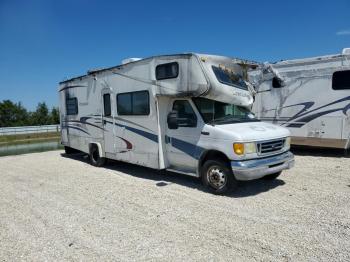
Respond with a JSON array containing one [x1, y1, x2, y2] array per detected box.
[[121, 58, 142, 64], [342, 48, 350, 55]]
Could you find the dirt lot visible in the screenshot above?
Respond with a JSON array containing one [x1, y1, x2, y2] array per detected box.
[[0, 150, 349, 261]]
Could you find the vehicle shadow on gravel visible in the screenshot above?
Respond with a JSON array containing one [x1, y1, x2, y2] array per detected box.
[[291, 146, 350, 158], [61, 153, 285, 198]]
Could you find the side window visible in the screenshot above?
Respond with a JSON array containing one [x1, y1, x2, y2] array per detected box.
[[66, 97, 78, 115], [332, 70, 350, 90], [103, 93, 111, 116], [156, 62, 179, 80], [117, 91, 150, 115], [172, 100, 197, 127], [117, 93, 132, 115]]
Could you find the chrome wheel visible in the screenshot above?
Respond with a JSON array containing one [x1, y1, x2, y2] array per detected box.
[[207, 165, 227, 189]]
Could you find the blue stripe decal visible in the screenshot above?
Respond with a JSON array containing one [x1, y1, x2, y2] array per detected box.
[[64, 119, 105, 131], [170, 137, 204, 160], [106, 120, 203, 159], [108, 121, 158, 143], [63, 125, 90, 135]]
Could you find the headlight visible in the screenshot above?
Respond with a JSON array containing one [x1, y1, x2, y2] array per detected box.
[[233, 142, 256, 155], [285, 137, 291, 149], [245, 142, 256, 154]]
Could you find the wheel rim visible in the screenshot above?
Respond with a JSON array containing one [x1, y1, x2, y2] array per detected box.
[[207, 165, 227, 190]]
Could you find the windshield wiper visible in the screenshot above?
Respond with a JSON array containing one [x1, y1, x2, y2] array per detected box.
[[208, 115, 243, 125]]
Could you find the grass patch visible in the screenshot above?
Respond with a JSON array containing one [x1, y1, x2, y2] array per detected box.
[[0, 132, 60, 144]]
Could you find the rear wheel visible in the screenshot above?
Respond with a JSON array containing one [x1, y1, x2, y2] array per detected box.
[[262, 171, 282, 180], [201, 160, 238, 194], [89, 145, 106, 167]]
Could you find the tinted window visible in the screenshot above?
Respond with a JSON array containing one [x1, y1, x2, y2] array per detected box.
[[103, 93, 111, 116], [133, 91, 149, 115], [117, 93, 132, 115], [156, 62, 179, 80], [212, 66, 248, 90], [66, 97, 78, 115], [117, 91, 149, 115], [172, 100, 197, 127], [332, 70, 350, 90]]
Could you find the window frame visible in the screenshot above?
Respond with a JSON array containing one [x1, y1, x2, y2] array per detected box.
[[66, 97, 78, 115], [117, 90, 150, 116], [155, 62, 179, 80], [332, 70, 350, 90]]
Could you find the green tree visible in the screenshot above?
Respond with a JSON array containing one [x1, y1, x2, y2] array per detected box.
[[50, 107, 60, 124], [31, 102, 49, 125], [0, 100, 29, 127]]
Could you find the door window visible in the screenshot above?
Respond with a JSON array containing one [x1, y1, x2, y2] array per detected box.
[[172, 100, 197, 127], [103, 93, 111, 116]]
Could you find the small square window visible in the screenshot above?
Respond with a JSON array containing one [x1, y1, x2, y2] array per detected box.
[[156, 62, 179, 80]]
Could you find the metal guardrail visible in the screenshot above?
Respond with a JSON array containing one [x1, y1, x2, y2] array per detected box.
[[0, 125, 60, 136]]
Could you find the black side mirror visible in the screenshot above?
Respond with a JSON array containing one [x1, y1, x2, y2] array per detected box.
[[167, 110, 179, 129]]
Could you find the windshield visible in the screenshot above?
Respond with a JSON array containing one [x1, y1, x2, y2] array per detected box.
[[212, 65, 248, 90], [192, 97, 259, 124]]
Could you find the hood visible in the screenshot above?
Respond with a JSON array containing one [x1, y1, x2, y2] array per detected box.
[[212, 121, 290, 142]]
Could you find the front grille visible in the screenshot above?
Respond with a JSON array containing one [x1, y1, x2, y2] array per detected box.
[[257, 139, 285, 155]]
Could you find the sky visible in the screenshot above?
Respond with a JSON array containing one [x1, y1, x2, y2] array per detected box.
[[0, 0, 349, 110]]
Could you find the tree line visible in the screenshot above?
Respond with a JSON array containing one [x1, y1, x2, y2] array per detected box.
[[0, 100, 59, 127]]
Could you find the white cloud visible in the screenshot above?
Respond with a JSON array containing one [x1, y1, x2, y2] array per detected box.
[[336, 30, 350, 36]]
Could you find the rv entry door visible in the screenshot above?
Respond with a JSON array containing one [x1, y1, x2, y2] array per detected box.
[[102, 91, 116, 156]]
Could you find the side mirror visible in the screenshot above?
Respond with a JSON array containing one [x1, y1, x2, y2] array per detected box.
[[167, 110, 179, 129]]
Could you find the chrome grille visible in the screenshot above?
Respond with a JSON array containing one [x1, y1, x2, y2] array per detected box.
[[257, 139, 285, 155]]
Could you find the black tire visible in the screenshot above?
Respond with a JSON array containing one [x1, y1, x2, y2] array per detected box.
[[89, 145, 106, 167], [64, 146, 79, 154], [201, 160, 238, 194], [262, 171, 282, 180]]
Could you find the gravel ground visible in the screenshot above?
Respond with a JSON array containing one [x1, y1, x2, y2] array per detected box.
[[0, 150, 349, 261]]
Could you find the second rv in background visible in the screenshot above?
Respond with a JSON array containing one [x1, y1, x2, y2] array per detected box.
[[250, 48, 350, 150]]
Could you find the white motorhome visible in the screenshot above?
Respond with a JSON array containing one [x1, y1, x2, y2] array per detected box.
[[250, 48, 350, 149], [59, 53, 294, 194]]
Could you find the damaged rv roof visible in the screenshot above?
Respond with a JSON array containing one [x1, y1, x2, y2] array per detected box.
[[270, 48, 350, 68], [59, 53, 259, 85]]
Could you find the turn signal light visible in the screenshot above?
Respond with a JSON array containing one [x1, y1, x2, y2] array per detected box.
[[233, 143, 244, 155]]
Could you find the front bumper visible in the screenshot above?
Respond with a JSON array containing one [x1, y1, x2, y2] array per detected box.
[[231, 151, 294, 181]]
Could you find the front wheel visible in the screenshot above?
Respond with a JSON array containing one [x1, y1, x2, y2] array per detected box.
[[89, 145, 106, 167], [262, 171, 282, 180], [201, 160, 238, 194]]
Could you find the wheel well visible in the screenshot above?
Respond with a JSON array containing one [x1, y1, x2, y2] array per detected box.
[[88, 142, 104, 157], [89, 143, 97, 150], [198, 150, 230, 175]]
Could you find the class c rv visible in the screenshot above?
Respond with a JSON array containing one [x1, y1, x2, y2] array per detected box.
[[59, 53, 294, 194], [250, 48, 350, 150]]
